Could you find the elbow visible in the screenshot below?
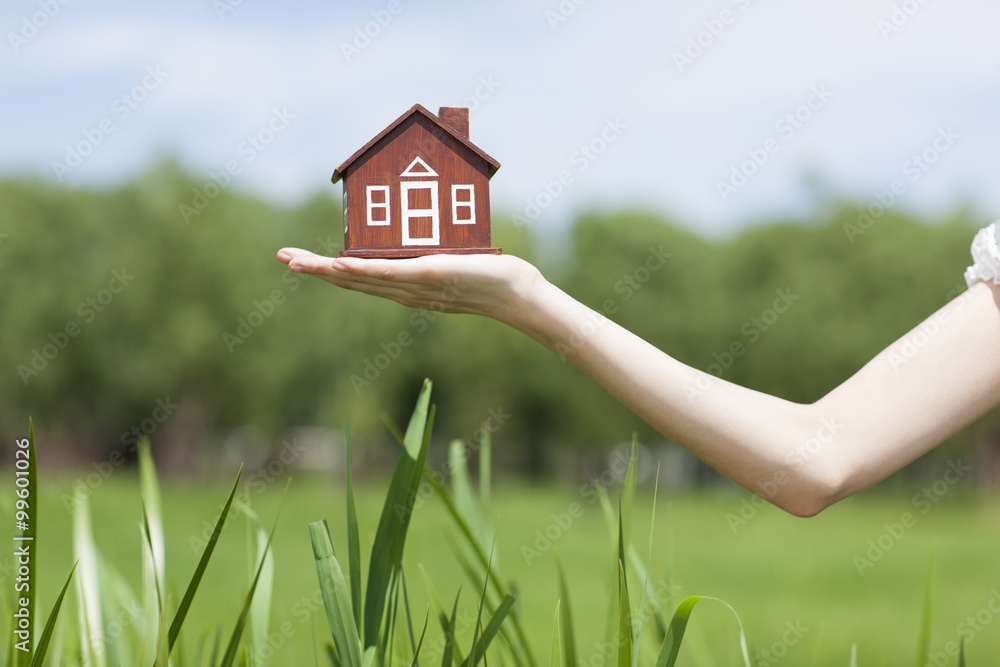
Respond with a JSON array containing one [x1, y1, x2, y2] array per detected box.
[[773, 464, 851, 519], [781, 495, 833, 519]]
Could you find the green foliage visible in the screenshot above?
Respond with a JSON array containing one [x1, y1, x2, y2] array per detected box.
[[2, 168, 992, 477]]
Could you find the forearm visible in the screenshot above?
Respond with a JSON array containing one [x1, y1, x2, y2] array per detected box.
[[279, 248, 1000, 515], [502, 279, 840, 516]]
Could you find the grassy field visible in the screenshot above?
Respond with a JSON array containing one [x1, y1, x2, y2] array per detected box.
[[17, 467, 1000, 666]]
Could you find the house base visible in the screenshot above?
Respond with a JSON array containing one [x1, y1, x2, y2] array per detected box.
[[338, 247, 502, 259]]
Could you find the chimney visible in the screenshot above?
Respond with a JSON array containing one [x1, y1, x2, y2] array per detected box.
[[438, 107, 470, 140]]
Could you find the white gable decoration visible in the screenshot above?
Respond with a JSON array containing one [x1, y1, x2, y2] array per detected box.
[[400, 156, 438, 178]]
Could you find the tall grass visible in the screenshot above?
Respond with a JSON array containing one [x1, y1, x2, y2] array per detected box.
[[6, 426, 283, 666], [8, 387, 974, 665]]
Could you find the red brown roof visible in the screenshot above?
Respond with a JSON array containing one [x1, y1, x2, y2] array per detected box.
[[331, 104, 501, 184]]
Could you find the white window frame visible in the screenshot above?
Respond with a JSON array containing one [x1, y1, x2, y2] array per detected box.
[[366, 185, 390, 226], [400, 181, 440, 246], [451, 184, 476, 225]]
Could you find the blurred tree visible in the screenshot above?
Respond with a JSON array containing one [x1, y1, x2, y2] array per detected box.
[[1, 164, 994, 478]]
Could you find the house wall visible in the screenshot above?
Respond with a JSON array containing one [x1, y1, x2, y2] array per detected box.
[[343, 115, 492, 251]]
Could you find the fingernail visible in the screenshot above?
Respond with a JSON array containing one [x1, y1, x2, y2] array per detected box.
[[290, 262, 307, 273], [331, 259, 347, 271]]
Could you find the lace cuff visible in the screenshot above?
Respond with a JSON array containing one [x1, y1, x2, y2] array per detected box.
[[964, 221, 1000, 288]]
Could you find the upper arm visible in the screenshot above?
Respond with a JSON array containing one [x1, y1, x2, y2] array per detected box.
[[815, 280, 1000, 501]]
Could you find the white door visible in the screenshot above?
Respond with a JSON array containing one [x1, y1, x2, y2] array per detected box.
[[400, 181, 440, 246]]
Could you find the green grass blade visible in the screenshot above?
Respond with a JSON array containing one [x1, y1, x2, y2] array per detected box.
[[250, 515, 275, 666], [631, 467, 659, 667], [554, 554, 577, 667], [442, 592, 461, 667], [479, 428, 492, 514], [469, 594, 515, 667], [807, 622, 826, 667], [549, 602, 561, 667], [408, 608, 430, 667], [653, 596, 750, 667], [74, 494, 107, 667], [449, 440, 482, 546], [616, 560, 632, 667], [915, 548, 935, 667], [848, 643, 857, 667], [959, 638, 965, 667], [464, 547, 493, 667], [28, 561, 76, 667], [478, 429, 496, 569], [423, 469, 533, 667], [402, 570, 418, 657], [166, 465, 244, 655], [379, 413, 406, 445], [417, 564, 451, 635], [139, 438, 166, 593], [13, 418, 37, 666], [141, 504, 165, 664], [219, 480, 288, 667], [345, 426, 363, 634], [620, 435, 638, 549], [311, 519, 364, 667], [363, 379, 434, 648], [595, 485, 617, 546]]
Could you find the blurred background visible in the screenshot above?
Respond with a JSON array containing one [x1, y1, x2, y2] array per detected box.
[[4, 0, 1000, 664]]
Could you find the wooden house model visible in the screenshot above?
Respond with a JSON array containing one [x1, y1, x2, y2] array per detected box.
[[332, 104, 501, 258]]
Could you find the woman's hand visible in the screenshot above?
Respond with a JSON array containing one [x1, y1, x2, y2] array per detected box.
[[276, 248, 545, 324]]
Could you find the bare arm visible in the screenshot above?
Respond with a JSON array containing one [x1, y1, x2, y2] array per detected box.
[[277, 248, 1000, 516]]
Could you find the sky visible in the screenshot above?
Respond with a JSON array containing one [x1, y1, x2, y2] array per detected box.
[[3, 0, 999, 237]]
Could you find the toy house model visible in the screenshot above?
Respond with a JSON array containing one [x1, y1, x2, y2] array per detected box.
[[332, 104, 501, 258]]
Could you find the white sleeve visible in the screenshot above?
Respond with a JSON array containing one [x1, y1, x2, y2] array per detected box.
[[964, 220, 1000, 288]]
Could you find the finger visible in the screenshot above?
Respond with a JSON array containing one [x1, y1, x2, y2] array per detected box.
[[332, 254, 459, 284], [311, 272, 464, 311], [291, 251, 431, 289]]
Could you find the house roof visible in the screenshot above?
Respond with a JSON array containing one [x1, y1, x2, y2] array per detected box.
[[331, 104, 501, 184]]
